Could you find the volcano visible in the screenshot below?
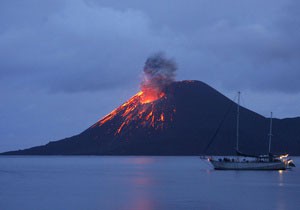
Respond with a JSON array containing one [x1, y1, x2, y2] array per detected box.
[[2, 80, 300, 155]]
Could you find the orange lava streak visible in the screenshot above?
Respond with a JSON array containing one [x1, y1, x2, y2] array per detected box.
[[122, 105, 136, 117], [97, 110, 117, 126], [146, 111, 153, 120], [150, 115, 155, 127], [117, 122, 126, 134], [160, 113, 164, 121]]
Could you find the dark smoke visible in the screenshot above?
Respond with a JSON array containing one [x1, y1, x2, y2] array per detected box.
[[141, 52, 177, 93]]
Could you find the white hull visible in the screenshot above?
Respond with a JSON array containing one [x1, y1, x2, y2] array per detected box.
[[210, 160, 287, 170]]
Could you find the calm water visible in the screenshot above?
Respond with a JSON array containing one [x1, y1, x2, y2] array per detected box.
[[0, 156, 299, 210]]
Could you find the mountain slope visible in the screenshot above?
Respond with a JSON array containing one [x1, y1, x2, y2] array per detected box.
[[2, 80, 300, 155]]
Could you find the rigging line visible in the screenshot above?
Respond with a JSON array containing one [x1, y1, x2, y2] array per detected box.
[[239, 93, 246, 110], [202, 95, 237, 154]]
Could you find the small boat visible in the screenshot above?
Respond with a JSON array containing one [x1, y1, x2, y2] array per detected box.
[[209, 154, 294, 170], [205, 92, 295, 170]]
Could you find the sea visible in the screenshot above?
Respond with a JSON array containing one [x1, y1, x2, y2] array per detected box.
[[0, 156, 299, 210]]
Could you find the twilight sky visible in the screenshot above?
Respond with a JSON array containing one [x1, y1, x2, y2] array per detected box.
[[1, 0, 300, 152]]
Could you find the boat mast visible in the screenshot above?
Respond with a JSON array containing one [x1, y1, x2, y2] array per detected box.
[[268, 112, 273, 154], [236, 91, 240, 151]]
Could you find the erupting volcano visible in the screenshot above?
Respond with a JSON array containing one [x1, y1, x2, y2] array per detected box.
[[92, 53, 177, 135], [3, 54, 300, 156]]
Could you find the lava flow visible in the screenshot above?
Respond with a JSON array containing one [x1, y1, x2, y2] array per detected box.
[[92, 53, 177, 136], [93, 89, 176, 135]]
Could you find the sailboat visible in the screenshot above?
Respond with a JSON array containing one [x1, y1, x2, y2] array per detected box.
[[206, 92, 295, 170]]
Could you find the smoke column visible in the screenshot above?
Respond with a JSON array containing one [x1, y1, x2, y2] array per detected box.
[[141, 52, 177, 93]]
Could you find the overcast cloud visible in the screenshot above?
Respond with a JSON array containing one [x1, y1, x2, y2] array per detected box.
[[1, 0, 300, 152]]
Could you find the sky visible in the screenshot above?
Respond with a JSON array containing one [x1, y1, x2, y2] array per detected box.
[[1, 0, 300, 152]]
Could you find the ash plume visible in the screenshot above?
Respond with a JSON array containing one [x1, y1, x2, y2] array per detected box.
[[141, 52, 177, 93]]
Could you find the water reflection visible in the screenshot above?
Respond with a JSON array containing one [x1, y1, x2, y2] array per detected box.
[[125, 157, 156, 165], [276, 170, 288, 210], [125, 157, 157, 210], [278, 169, 285, 187]]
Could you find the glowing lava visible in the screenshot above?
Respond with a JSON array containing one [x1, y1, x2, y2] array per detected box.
[[140, 89, 165, 104], [92, 90, 175, 135]]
